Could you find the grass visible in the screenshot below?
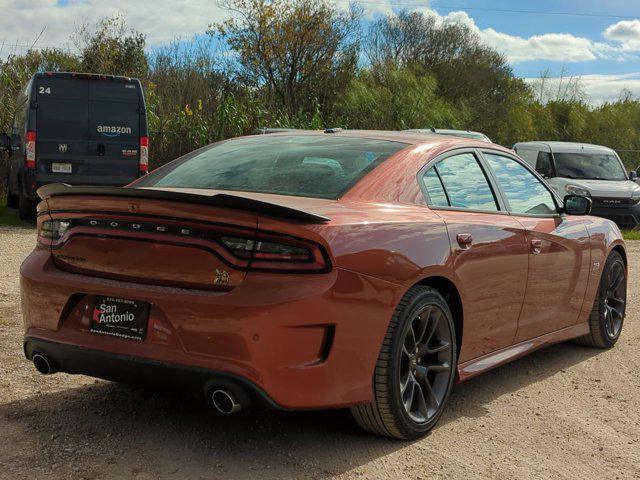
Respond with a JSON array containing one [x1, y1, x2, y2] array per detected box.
[[621, 229, 640, 241], [0, 203, 34, 228]]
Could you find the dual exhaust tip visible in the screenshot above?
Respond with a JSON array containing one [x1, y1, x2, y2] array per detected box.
[[32, 353, 54, 375], [32, 353, 244, 415], [211, 389, 242, 414]]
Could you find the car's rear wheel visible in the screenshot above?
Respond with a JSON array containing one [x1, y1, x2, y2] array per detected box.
[[351, 286, 457, 440], [575, 251, 626, 348]]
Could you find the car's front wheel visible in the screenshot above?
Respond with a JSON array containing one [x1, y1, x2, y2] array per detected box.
[[575, 250, 626, 348], [351, 286, 457, 440]]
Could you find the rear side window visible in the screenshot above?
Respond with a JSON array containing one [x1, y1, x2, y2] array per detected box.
[[484, 153, 557, 215], [143, 135, 406, 199], [423, 153, 498, 211]]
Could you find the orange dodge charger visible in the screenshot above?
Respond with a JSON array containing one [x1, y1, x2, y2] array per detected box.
[[21, 131, 627, 439]]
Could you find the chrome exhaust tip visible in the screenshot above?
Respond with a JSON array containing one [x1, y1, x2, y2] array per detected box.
[[32, 353, 53, 375], [211, 389, 242, 414]]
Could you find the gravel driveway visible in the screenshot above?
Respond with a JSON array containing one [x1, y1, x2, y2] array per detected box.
[[1, 226, 639, 480]]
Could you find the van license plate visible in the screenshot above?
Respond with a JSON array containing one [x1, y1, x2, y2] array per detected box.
[[90, 296, 149, 341], [52, 163, 72, 173]]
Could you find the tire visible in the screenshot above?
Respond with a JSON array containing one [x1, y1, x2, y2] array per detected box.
[[6, 194, 18, 208], [575, 251, 626, 348], [4, 175, 18, 208], [351, 286, 457, 440], [18, 191, 35, 220]]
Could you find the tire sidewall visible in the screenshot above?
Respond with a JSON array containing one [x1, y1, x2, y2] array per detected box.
[[389, 289, 457, 438], [596, 252, 626, 346]]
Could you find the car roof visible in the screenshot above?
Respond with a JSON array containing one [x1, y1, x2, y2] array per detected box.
[[514, 141, 616, 154], [256, 129, 496, 147], [405, 128, 490, 140]]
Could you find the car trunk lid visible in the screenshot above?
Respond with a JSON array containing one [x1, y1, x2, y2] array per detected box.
[[38, 185, 330, 291]]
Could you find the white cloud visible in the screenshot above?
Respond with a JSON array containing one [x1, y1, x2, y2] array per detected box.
[[0, 0, 228, 54], [435, 10, 623, 64], [603, 19, 640, 51], [524, 72, 640, 104]]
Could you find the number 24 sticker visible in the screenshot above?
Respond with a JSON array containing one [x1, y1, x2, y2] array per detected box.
[[38, 86, 51, 94]]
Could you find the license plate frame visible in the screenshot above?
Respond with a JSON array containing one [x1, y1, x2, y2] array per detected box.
[[90, 296, 149, 341], [51, 163, 72, 173]]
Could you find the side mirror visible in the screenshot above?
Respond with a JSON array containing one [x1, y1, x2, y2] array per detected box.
[[564, 195, 592, 216], [0, 133, 9, 150], [630, 170, 638, 181]]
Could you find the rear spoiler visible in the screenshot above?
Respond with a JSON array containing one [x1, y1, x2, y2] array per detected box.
[[37, 184, 330, 224]]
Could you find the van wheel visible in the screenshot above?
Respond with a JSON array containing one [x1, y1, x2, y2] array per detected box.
[[18, 192, 35, 220], [4, 177, 18, 208], [7, 194, 18, 208], [350, 286, 457, 440]]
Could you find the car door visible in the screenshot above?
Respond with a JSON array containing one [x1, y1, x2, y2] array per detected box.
[[481, 151, 591, 342], [419, 150, 530, 362]]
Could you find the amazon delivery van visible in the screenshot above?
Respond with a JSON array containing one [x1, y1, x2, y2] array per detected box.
[[3, 72, 148, 218]]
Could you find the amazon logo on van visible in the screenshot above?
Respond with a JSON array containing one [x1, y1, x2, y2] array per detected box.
[[97, 125, 132, 137]]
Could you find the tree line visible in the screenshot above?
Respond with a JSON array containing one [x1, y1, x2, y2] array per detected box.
[[1, 0, 639, 191]]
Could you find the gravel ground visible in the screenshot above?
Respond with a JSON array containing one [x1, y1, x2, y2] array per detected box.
[[1, 226, 639, 480]]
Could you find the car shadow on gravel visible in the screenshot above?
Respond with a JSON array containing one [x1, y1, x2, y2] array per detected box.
[[0, 342, 601, 479]]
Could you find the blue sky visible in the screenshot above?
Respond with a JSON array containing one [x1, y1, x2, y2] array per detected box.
[[448, 0, 640, 77], [2, 0, 640, 102]]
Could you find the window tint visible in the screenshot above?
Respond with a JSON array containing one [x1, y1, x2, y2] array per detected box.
[[535, 152, 554, 177], [143, 135, 406, 200], [553, 152, 626, 181], [427, 153, 498, 211], [484, 153, 557, 215], [423, 168, 448, 206]]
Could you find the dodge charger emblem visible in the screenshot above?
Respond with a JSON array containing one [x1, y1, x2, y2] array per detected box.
[[58, 143, 68, 153]]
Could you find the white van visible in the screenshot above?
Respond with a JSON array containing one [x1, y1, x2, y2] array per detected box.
[[513, 141, 640, 228]]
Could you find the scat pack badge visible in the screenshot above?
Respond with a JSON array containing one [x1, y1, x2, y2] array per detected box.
[[214, 269, 230, 286]]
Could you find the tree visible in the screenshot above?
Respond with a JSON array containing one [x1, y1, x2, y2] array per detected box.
[[337, 65, 463, 131], [76, 15, 148, 78], [212, 0, 361, 114], [366, 11, 526, 137]]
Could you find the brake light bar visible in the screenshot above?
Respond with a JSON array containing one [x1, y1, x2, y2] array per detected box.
[[220, 234, 329, 272], [25, 131, 36, 169], [139, 136, 149, 174]]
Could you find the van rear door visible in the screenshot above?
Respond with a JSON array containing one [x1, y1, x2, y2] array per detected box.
[[88, 80, 141, 182], [34, 75, 142, 187], [35, 76, 90, 178]]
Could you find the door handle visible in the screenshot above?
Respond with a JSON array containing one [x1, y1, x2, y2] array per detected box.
[[456, 233, 473, 249], [530, 238, 542, 254], [97, 143, 105, 156]]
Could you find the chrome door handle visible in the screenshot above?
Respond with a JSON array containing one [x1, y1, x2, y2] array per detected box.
[[456, 233, 473, 249], [530, 238, 542, 254]]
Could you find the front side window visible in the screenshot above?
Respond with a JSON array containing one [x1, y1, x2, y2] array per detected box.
[[484, 153, 557, 215], [423, 153, 498, 211], [140, 135, 406, 200], [535, 152, 554, 177], [553, 152, 626, 181]]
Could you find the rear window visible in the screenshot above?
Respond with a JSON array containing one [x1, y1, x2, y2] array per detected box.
[[142, 135, 406, 199]]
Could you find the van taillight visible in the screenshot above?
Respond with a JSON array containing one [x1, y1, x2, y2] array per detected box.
[[25, 131, 36, 169], [139, 136, 149, 174]]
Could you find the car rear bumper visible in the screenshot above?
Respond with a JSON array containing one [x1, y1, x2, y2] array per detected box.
[[590, 202, 640, 228], [23, 336, 279, 408], [20, 249, 401, 409]]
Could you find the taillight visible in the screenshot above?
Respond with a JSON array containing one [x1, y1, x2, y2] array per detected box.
[[38, 220, 70, 240], [25, 131, 36, 169], [220, 235, 329, 272], [139, 136, 149, 174]]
